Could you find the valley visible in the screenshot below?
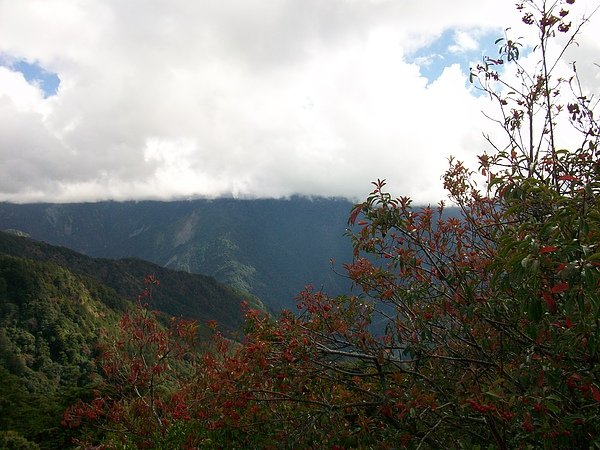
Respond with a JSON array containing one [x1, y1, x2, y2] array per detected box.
[[0, 196, 356, 311]]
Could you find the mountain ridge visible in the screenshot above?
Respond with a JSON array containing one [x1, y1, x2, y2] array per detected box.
[[0, 197, 357, 310], [0, 231, 257, 332]]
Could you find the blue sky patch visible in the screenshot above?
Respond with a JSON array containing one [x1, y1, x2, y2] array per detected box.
[[2, 58, 60, 97], [406, 28, 500, 84]]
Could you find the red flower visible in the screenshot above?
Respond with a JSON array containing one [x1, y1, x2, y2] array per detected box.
[[542, 292, 557, 312], [522, 413, 534, 432], [550, 282, 569, 294], [592, 385, 600, 402], [559, 174, 578, 181]]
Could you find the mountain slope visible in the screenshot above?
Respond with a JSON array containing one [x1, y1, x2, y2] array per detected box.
[[0, 231, 257, 332], [0, 253, 120, 392], [0, 252, 125, 448], [0, 197, 356, 310], [0, 232, 260, 448]]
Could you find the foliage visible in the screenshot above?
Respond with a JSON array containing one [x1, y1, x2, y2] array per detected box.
[[0, 430, 40, 450], [0, 255, 118, 391], [66, 1, 600, 448], [0, 231, 256, 333], [64, 275, 204, 449], [0, 366, 99, 450], [0, 254, 127, 449], [0, 215, 266, 447]]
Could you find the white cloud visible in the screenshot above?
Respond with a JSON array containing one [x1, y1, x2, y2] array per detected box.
[[0, 0, 598, 204], [0, 67, 45, 112], [449, 30, 479, 54]]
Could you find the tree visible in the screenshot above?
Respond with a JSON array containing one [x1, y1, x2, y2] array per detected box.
[[63, 275, 203, 449], [65, 1, 600, 448]]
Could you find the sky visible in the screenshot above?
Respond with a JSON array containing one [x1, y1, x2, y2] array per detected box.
[[0, 0, 599, 204]]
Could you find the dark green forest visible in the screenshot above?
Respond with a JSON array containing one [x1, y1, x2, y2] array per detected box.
[[0, 253, 121, 448], [0, 231, 260, 448], [0, 231, 261, 331]]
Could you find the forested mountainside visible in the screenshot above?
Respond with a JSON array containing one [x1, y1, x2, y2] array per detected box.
[[0, 252, 121, 448], [0, 197, 356, 310], [0, 231, 259, 448], [0, 231, 257, 332]]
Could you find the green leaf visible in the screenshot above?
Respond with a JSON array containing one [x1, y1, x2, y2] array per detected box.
[[485, 390, 503, 399], [545, 401, 560, 414], [586, 252, 600, 262]]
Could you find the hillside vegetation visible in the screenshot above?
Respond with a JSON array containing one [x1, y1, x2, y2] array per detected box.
[[0, 253, 122, 448], [0, 197, 356, 310], [0, 232, 258, 448], [0, 231, 259, 332]]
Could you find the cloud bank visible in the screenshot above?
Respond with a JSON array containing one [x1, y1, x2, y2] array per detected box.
[[0, 0, 598, 203]]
